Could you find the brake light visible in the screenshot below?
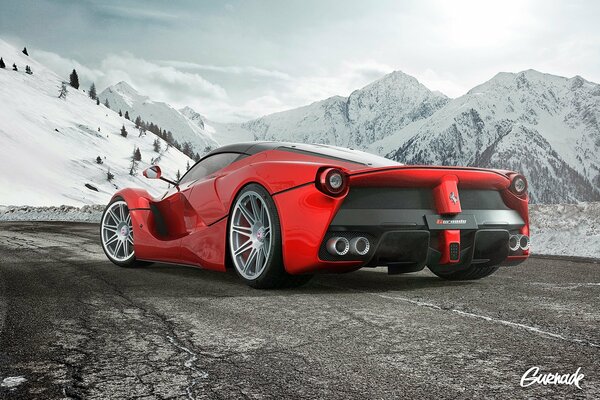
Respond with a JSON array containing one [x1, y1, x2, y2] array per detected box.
[[317, 168, 348, 196], [510, 174, 528, 196]]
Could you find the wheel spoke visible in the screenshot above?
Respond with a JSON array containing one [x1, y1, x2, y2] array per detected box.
[[105, 233, 119, 246], [255, 246, 263, 272], [114, 240, 123, 257], [249, 196, 260, 222], [108, 209, 120, 224], [232, 224, 252, 237], [238, 203, 255, 225], [123, 238, 129, 256], [104, 225, 118, 233], [244, 248, 258, 273], [234, 239, 253, 257]]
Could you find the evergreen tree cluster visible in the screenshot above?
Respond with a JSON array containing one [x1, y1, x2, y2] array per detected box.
[[132, 115, 201, 161]]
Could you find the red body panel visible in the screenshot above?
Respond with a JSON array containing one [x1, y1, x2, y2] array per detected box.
[[110, 146, 530, 274]]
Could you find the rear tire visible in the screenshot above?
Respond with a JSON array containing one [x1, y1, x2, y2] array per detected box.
[[429, 265, 499, 280], [228, 184, 312, 289]]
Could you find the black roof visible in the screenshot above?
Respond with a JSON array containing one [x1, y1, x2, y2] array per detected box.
[[205, 141, 400, 167]]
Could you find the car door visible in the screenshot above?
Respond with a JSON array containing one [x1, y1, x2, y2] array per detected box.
[[179, 152, 246, 268]]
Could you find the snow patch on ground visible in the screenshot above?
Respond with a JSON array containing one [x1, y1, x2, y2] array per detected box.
[[530, 202, 600, 259], [2, 202, 598, 259], [0, 205, 103, 223], [1, 376, 27, 388]]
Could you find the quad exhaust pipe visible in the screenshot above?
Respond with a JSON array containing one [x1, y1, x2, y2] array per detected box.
[[509, 234, 530, 251], [349, 237, 370, 256], [327, 236, 370, 256], [326, 237, 350, 256]]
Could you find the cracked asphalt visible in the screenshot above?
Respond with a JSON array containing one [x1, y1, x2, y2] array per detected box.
[[0, 222, 599, 399]]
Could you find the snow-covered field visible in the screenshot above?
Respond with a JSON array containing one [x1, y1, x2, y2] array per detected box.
[[2, 203, 598, 259], [0, 39, 191, 207]]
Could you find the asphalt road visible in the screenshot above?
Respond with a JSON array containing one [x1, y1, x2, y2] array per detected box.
[[0, 222, 598, 399]]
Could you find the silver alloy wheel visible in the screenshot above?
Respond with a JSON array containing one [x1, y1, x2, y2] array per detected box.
[[229, 190, 272, 280], [101, 200, 135, 262]]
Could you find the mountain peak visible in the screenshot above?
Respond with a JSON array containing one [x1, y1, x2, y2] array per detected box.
[[111, 81, 140, 95]]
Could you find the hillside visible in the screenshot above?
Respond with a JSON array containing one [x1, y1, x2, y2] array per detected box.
[[0, 39, 191, 206], [99, 83, 252, 156]]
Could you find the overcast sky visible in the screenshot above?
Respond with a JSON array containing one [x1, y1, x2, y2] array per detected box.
[[1, 0, 599, 122]]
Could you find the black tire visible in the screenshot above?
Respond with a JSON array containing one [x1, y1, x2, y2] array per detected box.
[[429, 265, 499, 280], [228, 184, 313, 289], [100, 196, 151, 268]]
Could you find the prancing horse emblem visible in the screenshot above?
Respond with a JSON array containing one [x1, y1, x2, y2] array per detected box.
[[449, 191, 459, 204]]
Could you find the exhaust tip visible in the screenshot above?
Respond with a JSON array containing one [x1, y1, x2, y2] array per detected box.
[[509, 235, 520, 252], [350, 237, 370, 256], [326, 237, 350, 256], [519, 235, 530, 251]]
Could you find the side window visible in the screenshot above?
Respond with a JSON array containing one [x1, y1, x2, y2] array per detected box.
[[179, 153, 243, 185]]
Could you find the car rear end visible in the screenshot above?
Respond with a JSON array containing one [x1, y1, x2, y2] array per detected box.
[[275, 162, 529, 276]]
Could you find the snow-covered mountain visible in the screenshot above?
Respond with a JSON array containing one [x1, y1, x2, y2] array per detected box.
[[0, 39, 191, 206], [99, 83, 252, 156], [377, 70, 600, 203], [242, 71, 449, 148], [99, 82, 219, 155]]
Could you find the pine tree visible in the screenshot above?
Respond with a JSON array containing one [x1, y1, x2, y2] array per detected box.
[[0, 58, 5, 69], [186, 160, 190, 171], [69, 69, 79, 89], [124, 111, 130, 120], [134, 147, 142, 161], [96, 98, 100, 105], [107, 167, 114, 181], [12, 63, 17, 71], [22, 47, 28, 56], [104, 98, 110, 108], [25, 65, 32, 75], [96, 156, 103, 164], [120, 125, 128, 137], [58, 82, 68, 99], [129, 148, 138, 176], [89, 83, 97, 100], [134, 116, 141, 128], [176, 169, 181, 181], [119, 109, 122, 117], [153, 138, 161, 153]]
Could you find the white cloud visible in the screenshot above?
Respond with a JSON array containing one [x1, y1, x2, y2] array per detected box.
[[159, 60, 292, 80]]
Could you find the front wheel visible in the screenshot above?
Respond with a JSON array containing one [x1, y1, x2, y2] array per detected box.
[[228, 184, 312, 289], [100, 197, 149, 267]]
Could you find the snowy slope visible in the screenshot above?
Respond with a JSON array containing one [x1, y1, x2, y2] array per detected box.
[[242, 71, 448, 149], [99, 83, 252, 154], [0, 39, 191, 206], [377, 70, 600, 203]]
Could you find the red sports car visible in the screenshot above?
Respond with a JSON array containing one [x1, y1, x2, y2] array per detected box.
[[100, 142, 529, 288]]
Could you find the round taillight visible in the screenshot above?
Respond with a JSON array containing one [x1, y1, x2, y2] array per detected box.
[[317, 168, 348, 196], [510, 174, 528, 195]]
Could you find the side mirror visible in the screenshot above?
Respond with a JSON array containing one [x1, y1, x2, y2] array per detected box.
[[143, 165, 162, 179]]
